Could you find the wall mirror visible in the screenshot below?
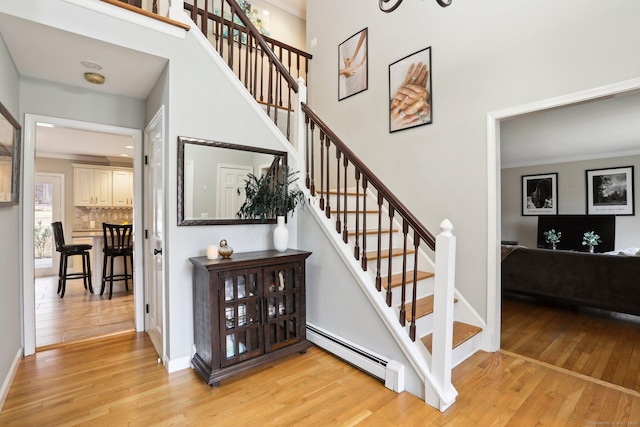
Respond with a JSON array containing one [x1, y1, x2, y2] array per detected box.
[[178, 136, 287, 225], [0, 101, 21, 206]]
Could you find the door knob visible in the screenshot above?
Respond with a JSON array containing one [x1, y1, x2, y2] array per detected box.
[[154, 248, 163, 255]]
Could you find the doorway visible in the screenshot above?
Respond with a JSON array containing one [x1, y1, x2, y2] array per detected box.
[[22, 114, 144, 355], [34, 173, 64, 278], [486, 77, 640, 353]]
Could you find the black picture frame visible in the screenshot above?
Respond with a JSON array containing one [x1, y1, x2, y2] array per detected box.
[[388, 46, 432, 133], [0, 100, 21, 206], [338, 28, 368, 101], [522, 173, 558, 216], [586, 166, 635, 215]]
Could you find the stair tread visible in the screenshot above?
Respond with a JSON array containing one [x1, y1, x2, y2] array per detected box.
[[381, 270, 434, 290], [365, 248, 415, 259], [421, 321, 483, 353], [401, 294, 458, 320], [348, 228, 397, 236]]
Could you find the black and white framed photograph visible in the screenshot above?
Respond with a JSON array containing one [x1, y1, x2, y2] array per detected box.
[[522, 173, 558, 216], [586, 166, 635, 215], [388, 46, 432, 133], [338, 28, 368, 101]]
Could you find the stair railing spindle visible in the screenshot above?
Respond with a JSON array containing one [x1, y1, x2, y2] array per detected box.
[[361, 177, 368, 271], [354, 170, 361, 260], [386, 206, 395, 307], [375, 193, 383, 292], [325, 136, 331, 218], [319, 131, 325, 211], [342, 157, 349, 243], [335, 149, 342, 233], [399, 220, 409, 326], [410, 231, 420, 341]]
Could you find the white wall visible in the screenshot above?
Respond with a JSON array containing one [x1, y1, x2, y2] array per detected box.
[[306, 0, 640, 319], [502, 155, 640, 249], [0, 34, 21, 409]]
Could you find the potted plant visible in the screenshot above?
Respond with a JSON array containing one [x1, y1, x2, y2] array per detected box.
[[582, 231, 602, 253], [237, 166, 305, 252], [543, 229, 561, 250]]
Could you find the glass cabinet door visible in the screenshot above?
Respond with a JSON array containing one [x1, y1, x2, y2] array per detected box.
[[264, 262, 302, 352], [220, 268, 263, 367]]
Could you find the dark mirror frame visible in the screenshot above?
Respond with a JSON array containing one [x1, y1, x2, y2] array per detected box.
[[177, 136, 288, 226], [0, 101, 21, 207]]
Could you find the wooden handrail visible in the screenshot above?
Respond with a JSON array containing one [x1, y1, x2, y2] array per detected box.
[[100, 0, 191, 30], [301, 102, 436, 249]]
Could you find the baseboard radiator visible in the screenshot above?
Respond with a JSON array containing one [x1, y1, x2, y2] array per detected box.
[[306, 323, 405, 392]]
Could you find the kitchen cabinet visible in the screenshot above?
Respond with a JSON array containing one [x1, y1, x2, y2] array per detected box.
[[74, 167, 112, 207], [189, 249, 312, 386], [112, 169, 134, 207]]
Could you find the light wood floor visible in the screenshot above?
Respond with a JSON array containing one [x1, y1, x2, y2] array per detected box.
[[35, 275, 134, 349], [502, 293, 640, 393], [4, 315, 640, 424]]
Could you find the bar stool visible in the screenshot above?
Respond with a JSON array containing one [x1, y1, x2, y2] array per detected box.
[[51, 222, 93, 298], [101, 223, 134, 300]]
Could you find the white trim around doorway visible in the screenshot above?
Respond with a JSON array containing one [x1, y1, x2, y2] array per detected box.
[[22, 114, 144, 356], [485, 77, 640, 353]]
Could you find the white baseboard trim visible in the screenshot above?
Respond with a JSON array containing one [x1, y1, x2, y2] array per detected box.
[[165, 355, 192, 373], [306, 323, 404, 393], [0, 347, 23, 413]]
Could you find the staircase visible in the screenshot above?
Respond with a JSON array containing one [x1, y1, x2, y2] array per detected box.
[[320, 188, 484, 370], [106, 0, 487, 411]]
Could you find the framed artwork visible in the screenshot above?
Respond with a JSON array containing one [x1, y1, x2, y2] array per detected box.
[[388, 46, 432, 133], [586, 166, 635, 215], [338, 28, 368, 101], [522, 173, 558, 216]]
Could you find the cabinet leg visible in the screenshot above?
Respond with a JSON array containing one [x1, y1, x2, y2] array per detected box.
[[209, 381, 221, 387], [299, 349, 307, 354]]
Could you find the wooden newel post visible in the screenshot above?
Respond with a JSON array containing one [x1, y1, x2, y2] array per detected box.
[[431, 218, 457, 407]]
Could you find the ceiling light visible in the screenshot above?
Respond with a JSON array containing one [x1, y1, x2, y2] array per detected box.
[[37, 122, 54, 128], [81, 60, 102, 70], [379, 0, 452, 13], [84, 72, 105, 85], [125, 145, 134, 149], [120, 154, 130, 157]]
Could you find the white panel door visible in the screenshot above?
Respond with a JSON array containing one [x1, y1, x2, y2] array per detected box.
[[217, 165, 251, 219], [144, 109, 165, 359]]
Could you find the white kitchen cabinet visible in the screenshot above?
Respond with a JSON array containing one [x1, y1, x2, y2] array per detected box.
[[74, 167, 113, 207], [112, 169, 134, 207]]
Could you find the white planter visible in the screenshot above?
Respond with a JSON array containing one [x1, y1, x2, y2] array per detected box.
[[273, 216, 288, 252]]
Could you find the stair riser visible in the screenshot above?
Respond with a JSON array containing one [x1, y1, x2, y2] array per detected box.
[[367, 256, 417, 276], [332, 212, 381, 229], [353, 232, 408, 252], [389, 280, 433, 306]]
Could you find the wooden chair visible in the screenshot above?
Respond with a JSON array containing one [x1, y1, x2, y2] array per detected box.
[[101, 223, 134, 300], [51, 221, 93, 298]]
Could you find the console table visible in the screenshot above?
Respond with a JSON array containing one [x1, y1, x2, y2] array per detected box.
[[189, 249, 312, 386]]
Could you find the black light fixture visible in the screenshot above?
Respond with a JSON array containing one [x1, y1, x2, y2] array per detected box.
[[379, 0, 452, 13]]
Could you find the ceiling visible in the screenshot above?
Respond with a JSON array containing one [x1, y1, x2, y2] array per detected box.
[[501, 90, 640, 168]]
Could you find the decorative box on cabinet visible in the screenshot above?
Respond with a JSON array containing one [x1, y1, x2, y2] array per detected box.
[[189, 249, 312, 386]]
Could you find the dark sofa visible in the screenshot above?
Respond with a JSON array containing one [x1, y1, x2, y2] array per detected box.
[[502, 246, 640, 316]]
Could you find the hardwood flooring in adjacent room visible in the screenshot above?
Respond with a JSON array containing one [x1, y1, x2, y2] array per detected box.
[[35, 275, 134, 349], [502, 293, 640, 393], [3, 332, 640, 425]]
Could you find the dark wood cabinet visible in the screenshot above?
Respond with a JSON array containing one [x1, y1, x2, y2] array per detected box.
[[190, 249, 312, 386]]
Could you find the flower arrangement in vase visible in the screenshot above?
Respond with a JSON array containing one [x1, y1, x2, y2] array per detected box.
[[582, 231, 602, 253], [543, 229, 561, 250], [237, 165, 305, 252]]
